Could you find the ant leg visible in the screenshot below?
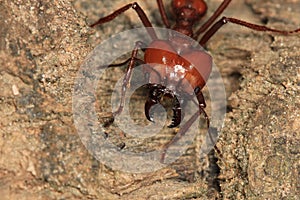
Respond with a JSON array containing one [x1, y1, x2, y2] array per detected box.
[[114, 41, 145, 116], [194, 0, 232, 39], [90, 2, 157, 40], [100, 41, 145, 127], [199, 16, 300, 46], [97, 57, 144, 70], [156, 0, 171, 28], [97, 58, 131, 70], [161, 109, 200, 162], [195, 91, 219, 146], [195, 91, 209, 128], [193, 92, 222, 164]]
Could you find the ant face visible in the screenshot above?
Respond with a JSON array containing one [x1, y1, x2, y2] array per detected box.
[[172, 0, 207, 21]]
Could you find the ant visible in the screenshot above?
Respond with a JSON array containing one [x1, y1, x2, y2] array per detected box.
[[90, 0, 300, 162]]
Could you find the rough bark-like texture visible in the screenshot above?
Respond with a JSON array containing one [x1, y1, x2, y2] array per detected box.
[[215, 0, 300, 199], [0, 0, 299, 199]]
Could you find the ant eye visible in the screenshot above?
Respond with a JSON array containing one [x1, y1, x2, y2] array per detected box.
[[192, 0, 207, 15], [172, 0, 187, 9]]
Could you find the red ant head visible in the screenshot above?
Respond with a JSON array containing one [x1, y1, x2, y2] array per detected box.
[[172, 0, 207, 21]]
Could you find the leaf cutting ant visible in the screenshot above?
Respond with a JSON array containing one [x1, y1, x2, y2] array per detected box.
[[90, 0, 300, 162]]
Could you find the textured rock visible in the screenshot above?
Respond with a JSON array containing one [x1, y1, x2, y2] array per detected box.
[[1, 0, 299, 199]]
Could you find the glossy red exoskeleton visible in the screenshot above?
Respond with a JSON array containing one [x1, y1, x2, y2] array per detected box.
[[90, 0, 300, 161]]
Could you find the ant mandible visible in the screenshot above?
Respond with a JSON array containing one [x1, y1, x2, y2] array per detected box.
[[90, 0, 300, 161]]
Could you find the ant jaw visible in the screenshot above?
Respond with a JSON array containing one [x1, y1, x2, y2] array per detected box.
[[167, 107, 182, 128], [144, 98, 157, 123], [145, 86, 184, 128]]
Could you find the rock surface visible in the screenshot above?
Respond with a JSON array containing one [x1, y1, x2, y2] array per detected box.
[[0, 0, 299, 199]]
